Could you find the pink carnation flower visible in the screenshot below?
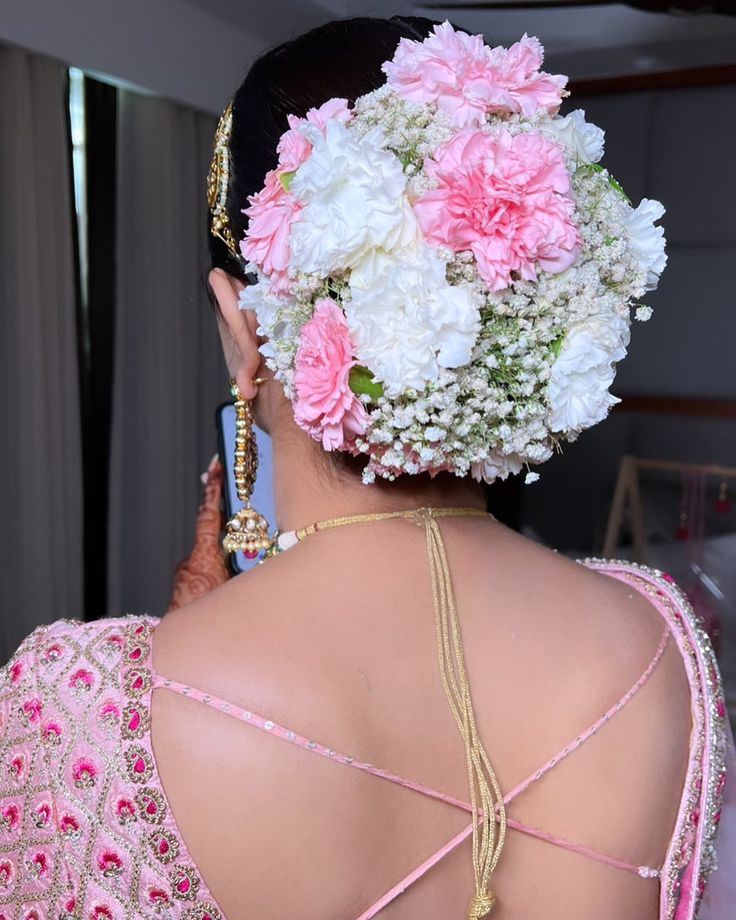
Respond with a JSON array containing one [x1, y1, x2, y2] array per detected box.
[[240, 170, 302, 295], [277, 98, 352, 171], [242, 99, 352, 295], [293, 298, 368, 451], [485, 34, 567, 117], [383, 22, 566, 128], [414, 128, 581, 291]]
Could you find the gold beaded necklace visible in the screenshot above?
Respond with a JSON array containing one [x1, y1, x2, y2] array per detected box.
[[278, 506, 506, 918]]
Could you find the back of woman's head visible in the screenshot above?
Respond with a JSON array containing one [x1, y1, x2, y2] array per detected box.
[[208, 16, 439, 279], [207, 16, 665, 492]]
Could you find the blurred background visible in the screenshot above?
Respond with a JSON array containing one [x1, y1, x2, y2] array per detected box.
[[1, 0, 735, 721]]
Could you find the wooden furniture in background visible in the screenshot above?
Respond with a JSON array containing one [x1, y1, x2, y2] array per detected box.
[[603, 456, 736, 561]]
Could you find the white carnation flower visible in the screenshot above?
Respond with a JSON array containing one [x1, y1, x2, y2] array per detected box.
[[344, 244, 480, 397], [548, 314, 630, 433], [289, 121, 418, 276], [625, 198, 667, 291], [537, 110, 604, 163], [470, 453, 524, 484]]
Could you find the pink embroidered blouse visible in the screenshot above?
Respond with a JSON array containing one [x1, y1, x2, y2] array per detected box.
[[0, 560, 732, 919]]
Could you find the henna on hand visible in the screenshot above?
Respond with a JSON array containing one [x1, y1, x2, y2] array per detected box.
[[167, 457, 231, 612]]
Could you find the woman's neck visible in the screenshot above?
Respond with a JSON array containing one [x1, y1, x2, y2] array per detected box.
[[268, 426, 486, 534]]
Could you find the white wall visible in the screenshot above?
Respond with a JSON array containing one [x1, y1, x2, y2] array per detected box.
[[3, 1, 735, 113], [520, 81, 736, 552], [0, 0, 266, 112], [578, 84, 736, 399]]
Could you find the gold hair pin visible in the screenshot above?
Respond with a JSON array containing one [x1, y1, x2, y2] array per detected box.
[[207, 101, 240, 260]]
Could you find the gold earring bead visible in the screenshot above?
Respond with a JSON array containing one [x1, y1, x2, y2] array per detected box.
[[222, 378, 275, 560], [252, 377, 268, 386]]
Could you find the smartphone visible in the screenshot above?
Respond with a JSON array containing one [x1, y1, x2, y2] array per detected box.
[[216, 402, 277, 575]]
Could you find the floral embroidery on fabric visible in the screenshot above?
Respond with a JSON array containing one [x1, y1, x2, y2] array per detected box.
[[59, 812, 82, 840], [103, 633, 125, 655], [182, 902, 223, 920], [0, 615, 227, 918], [170, 865, 200, 900], [124, 666, 152, 699], [122, 701, 151, 740], [0, 859, 15, 890], [8, 751, 27, 783], [148, 828, 180, 864], [118, 617, 227, 917], [136, 787, 167, 825], [33, 800, 52, 829], [0, 802, 20, 834], [39, 641, 65, 667], [147, 885, 173, 911], [68, 667, 95, 695], [97, 701, 122, 739], [72, 755, 99, 788], [41, 719, 63, 745], [20, 698, 43, 727], [125, 745, 154, 784], [97, 848, 124, 878], [26, 849, 52, 881]]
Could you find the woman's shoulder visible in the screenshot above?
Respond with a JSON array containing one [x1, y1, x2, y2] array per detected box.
[[577, 555, 727, 734], [579, 558, 731, 918], [487, 537, 729, 918]]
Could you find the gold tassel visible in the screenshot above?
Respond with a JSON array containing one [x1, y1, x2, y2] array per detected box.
[[420, 509, 506, 918], [468, 892, 497, 918]]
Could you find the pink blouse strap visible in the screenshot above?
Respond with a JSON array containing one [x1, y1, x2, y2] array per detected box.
[[150, 656, 663, 920], [149, 672, 471, 811], [150, 616, 670, 815], [353, 812, 660, 920], [502, 620, 672, 806]]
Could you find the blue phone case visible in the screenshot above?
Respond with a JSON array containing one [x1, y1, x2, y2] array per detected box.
[[216, 402, 277, 574]]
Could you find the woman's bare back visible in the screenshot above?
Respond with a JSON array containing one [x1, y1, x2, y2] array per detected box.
[[150, 516, 691, 919]]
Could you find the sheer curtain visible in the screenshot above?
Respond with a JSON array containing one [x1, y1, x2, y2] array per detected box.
[[107, 90, 227, 617], [0, 45, 84, 661]]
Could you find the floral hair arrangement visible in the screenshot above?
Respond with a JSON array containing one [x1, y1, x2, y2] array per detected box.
[[237, 22, 667, 485]]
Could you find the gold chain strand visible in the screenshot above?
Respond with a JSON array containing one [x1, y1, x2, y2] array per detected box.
[[426, 514, 507, 908], [286, 505, 506, 917], [294, 506, 487, 541]]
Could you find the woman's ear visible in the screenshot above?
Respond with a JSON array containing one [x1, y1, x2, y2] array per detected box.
[[209, 268, 261, 400]]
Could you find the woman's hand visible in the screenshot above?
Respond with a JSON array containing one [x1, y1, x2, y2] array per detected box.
[[167, 455, 231, 612]]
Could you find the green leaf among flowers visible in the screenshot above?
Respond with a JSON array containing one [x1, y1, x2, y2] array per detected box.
[[550, 333, 566, 359], [349, 366, 384, 400], [585, 163, 631, 204], [279, 171, 296, 192], [607, 173, 630, 204]]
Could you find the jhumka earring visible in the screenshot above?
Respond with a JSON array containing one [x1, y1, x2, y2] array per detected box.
[[222, 379, 275, 559]]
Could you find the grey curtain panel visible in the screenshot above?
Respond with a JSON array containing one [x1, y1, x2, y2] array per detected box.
[[107, 90, 227, 617], [0, 47, 84, 661]]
